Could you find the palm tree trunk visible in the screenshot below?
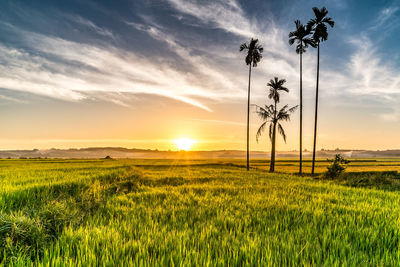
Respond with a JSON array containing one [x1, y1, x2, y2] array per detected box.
[[311, 43, 320, 175], [270, 99, 277, 173], [270, 122, 277, 172], [299, 50, 303, 176], [246, 64, 252, 171]]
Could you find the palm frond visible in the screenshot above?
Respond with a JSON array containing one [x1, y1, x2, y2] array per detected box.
[[240, 38, 263, 66], [239, 43, 248, 51], [256, 45, 264, 53], [266, 104, 274, 115], [249, 38, 258, 48], [308, 7, 334, 43], [280, 86, 289, 93], [280, 104, 289, 110], [267, 77, 289, 103], [255, 105, 273, 120], [252, 52, 262, 66], [304, 38, 317, 48], [277, 123, 286, 143], [313, 7, 328, 21], [319, 7, 328, 18], [294, 20, 302, 29], [315, 23, 329, 41], [276, 105, 298, 121], [312, 7, 320, 18], [322, 17, 335, 27], [288, 105, 299, 113], [268, 88, 274, 100], [277, 113, 290, 121], [256, 121, 267, 143], [245, 54, 252, 65], [307, 19, 317, 29]]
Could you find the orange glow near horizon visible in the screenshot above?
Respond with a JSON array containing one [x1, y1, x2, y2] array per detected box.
[[173, 138, 196, 151]]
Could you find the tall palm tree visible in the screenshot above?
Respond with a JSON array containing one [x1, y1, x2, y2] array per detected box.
[[256, 77, 297, 172], [240, 38, 263, 171], [288, 20, 315, 175], [307, 7, 334, 175]]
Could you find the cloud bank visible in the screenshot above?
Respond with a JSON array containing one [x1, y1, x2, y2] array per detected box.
[[0, 0, 399, 118]]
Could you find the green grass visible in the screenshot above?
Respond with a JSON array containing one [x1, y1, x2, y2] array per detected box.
[[1, 158, 400, 265]]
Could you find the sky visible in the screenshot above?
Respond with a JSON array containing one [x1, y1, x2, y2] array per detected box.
[[0, 0, 400, 151]]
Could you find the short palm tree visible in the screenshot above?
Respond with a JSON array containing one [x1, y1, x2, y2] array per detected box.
[[307, 7, 334, 175], [267, 77, 289, 103], [289, 20, 315, 175], [256, 77, 297, 172], [240, 38, 263, 171]]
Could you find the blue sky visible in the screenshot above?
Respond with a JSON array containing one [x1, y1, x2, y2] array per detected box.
[[0, 0, 399, 150]]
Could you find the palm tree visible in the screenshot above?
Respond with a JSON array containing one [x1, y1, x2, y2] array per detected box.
[[288, 20, 315, 175], [240, 38, 263, 171], [267, 77, 289, 103], [256, 77, 297, 172], [307, 7, 334, 175]]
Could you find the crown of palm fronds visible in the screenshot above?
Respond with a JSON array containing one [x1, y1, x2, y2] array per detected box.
[[307, 7, 335, 43], [240, 38, 264, 67], [267, 77, 289, 103], [255, 104, 298, 142], [288, 20, 316, 54]]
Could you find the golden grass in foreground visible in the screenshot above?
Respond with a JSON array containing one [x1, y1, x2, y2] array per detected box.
[[0, 158, 400, 265]]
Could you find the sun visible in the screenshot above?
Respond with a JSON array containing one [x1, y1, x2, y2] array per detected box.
[[173, 138, 196, 151]]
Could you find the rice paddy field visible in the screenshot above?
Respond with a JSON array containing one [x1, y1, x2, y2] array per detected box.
[[1, 158, 400, 265]]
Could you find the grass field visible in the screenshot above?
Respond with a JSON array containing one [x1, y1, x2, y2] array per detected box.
[[1, 158, 400, 265]]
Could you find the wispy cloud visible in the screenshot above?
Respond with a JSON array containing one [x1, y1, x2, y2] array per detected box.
[[164, 0, 400, 99], [126, 20, 244, 100], [346, 36, 400, 96], [162, 0, 300, 102], [0, 25, 218, 111], [165, 0, 257, 38], [369, 5, 400, 31], [1, 0, 400, 120], [73, 15, 116, 39], [0, 93, 27, 104]]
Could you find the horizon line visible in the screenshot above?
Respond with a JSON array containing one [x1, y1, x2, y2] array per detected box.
[[1, 146, 400, 153]]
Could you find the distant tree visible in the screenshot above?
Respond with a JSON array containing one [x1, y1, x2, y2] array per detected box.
[[325, 154, 349, 179], [288, 20, 315, 175], [256, 77, 297, 172], [307, 7, 335, 175], [240, 38, 263, 171]]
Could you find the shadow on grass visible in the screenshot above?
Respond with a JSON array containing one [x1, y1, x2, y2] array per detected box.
[[319, 171, 400, 192]]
